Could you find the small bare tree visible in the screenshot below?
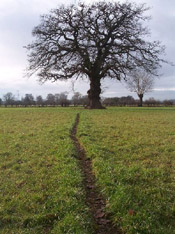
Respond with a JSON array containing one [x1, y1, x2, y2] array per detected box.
[[72, 92, 82, 106], [3, 92, 15, 107], [126, 69, 154, 107]]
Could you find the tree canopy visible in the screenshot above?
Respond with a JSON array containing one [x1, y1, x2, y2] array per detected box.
[[26, 1, 165, 108], [126, 69, 154, 106]]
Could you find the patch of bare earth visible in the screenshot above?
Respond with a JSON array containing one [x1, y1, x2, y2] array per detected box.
[[70, 113, 121, 234]]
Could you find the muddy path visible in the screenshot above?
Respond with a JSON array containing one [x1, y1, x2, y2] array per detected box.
[[70, 113, 120, 234]]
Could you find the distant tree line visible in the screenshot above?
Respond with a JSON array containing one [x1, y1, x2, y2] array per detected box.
[[0, 92, 174, 107], [103, 96, 175, 107], [0, 92, 89, 107]]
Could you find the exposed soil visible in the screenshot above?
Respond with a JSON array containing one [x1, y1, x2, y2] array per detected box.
[[70, 113, 121, 234]]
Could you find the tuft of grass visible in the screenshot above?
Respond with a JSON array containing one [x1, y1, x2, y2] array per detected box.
[[0, 108, 93, 233], [78, 107, 175, 233]]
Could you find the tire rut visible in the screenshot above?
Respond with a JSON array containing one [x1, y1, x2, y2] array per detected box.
[[70, 113, 121, 234]]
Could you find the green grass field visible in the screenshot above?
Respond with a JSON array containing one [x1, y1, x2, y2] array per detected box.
[[0, 108, 92, 233], [78, 107, 175, 233], [0, 107, 175, 233]]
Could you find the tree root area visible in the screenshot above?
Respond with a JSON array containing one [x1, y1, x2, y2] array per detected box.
[[70, 113, 121, 234]]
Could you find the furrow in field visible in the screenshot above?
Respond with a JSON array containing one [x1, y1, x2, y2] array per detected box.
[[70, 113, 120, 234]]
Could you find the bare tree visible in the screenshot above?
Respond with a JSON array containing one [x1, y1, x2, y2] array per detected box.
[[72, 92, 82, 106], [26, 1, 165, 109], [57, 92, 69, 107], [46, 94, 55, 106], [22, 94, 35, 107], [36, 95, 44, 106], [126, 69, 154, 106], [3, 92, 15, 106]]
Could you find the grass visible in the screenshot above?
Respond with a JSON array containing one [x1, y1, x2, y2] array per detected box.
[[0, 108, 93, 233], [1, 107, 175, 233], [78, 107, 175, 234]]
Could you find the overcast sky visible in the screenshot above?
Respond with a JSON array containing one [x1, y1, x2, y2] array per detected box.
[[0, 0, 175, 100]]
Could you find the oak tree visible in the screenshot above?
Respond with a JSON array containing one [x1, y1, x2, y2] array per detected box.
[[26, 1, 165, 109]]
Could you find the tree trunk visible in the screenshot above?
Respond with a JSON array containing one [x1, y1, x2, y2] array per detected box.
[[87, 77, 105, 109], [138, 94, 143, 107]]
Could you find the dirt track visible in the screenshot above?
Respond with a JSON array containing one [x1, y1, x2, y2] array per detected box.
[[70, 113, 120, 234]]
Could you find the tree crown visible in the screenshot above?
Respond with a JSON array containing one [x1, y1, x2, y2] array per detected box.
[[126, 69, 154, 96], [26, 1, 165, 83]]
